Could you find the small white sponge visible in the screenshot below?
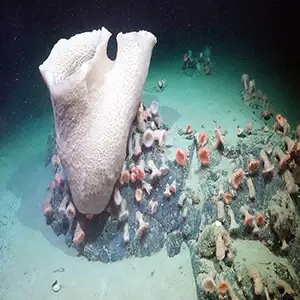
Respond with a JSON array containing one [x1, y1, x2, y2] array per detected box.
[[39, 27, 157, 214]]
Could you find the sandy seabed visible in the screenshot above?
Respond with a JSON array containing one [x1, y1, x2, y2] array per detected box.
[[0, 54, 298, 299]]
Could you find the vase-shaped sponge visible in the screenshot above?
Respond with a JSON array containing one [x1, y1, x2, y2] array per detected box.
[[39, 27, 157, 214]]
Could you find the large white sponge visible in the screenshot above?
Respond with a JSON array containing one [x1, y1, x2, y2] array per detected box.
[[39, 27, 157, 214]]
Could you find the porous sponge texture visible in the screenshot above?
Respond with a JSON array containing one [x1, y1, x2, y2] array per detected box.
[[39, 27, 157, 214], [39, 27, 112, 87]]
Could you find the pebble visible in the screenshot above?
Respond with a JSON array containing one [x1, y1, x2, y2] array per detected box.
[[51, 280, 61, 293]]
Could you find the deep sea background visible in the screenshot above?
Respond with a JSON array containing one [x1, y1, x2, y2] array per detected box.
[[1, 0, 299, 138]]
